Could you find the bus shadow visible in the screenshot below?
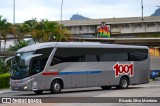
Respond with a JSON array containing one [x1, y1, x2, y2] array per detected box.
[[16, 86, 142, 96], [152, 78, 160, 81], [59, 87, 142, 94]]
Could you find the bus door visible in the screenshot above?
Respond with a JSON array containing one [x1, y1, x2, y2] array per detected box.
[[30, 56, 47, 90], [30, 48, 53, 90]]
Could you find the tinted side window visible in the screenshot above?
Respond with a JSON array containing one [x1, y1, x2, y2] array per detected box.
[[85, 55, 97, 62], [129, 52, 148, 61], [30, 48, 53, 75], [51, 48, 99, 66], [100, 53, 115, 61], [100, 53, 128, 61], [50, 48, 148, 66], [115, 53, 128, 61]]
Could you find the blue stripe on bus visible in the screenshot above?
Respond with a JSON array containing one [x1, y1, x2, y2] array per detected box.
[[59, 71, 102, 75]]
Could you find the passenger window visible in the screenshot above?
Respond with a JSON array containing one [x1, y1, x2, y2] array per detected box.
[[51, 57, 61, 66], [30, 58, 47, 75], [85, 55, 97, 62], [100, 53, 128, 61], [115, 53, 128, 61], [50, 48, 100, 66], [100, 54, 115, 61], [129, 52, 147, 61], [50, 48, 148, 65], [30, 48, 53, 75]]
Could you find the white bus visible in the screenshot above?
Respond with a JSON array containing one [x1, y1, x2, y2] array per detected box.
[[8, 42, 150, 94]]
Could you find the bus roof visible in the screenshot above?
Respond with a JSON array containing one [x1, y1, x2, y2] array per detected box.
[[17, 42, 148, 52]]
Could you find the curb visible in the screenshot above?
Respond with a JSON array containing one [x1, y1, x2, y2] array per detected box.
[[0, 89, 13, 94]]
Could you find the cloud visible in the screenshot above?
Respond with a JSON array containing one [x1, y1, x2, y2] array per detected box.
[[0, 0, 159, 23], [62, 0, 159, 19]]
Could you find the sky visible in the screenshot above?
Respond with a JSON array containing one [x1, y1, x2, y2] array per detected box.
[[0, 0, 159, 23]]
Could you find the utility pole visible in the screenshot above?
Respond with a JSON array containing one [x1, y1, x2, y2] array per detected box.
[[13, 0, 15, 24], [141, 0, 144, 21], [60, 0, 63, 21], [60, 0, 63, 33]]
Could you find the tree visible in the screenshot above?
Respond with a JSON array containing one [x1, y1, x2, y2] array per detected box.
[[23, 18, 42, 43], [0, 16, 72, 51], [24, 19, 71, 43], [0, 16, 13, 50], [0, 58, 6, 74], [41, 20, 60, 42], [8, 40, 29, 51], [16, 24, 30, 43], [39, 20, 71, 42]]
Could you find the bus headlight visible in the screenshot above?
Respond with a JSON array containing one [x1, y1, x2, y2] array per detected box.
[[24, 86, 28, 90]]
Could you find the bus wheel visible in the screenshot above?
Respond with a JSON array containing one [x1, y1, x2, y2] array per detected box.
[[51, 80, 62, 94], [34, 90, 43, 95], [101, 86, 112, 90], [152, 77, 156, 81], [117, 77, 129, 89]]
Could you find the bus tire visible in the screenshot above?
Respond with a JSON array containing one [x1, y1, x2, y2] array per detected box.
[[34, 90, 43, 95], [152, 77, 156, 81], [117, 77, 129, 89], [101, 86, 112, 90], [51, 80, 62, 94]]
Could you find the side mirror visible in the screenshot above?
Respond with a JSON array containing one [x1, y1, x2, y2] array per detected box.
[[25, 54, 42, 66], [4, 56, 14, 67]]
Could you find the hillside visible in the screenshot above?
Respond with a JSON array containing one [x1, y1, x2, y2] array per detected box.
[[70, 14, 90, 20], [151, 8, 160, 16]]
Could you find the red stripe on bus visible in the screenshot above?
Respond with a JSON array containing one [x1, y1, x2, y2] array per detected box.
[[42, 72, 59, 76]]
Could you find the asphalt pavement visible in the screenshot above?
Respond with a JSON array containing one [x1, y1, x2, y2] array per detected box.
[[0, 78, 160, 106]]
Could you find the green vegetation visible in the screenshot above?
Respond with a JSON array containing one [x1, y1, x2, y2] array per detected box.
[[8, 40, 29, 51], [0, 16, 71, 51], [0, 73, 10, 89], [0, 58, 10, 74], [0, 16, 13, 50], [0, 57, 11, 89], [25, 19, 71, 43], [0, 58, 6, 74]]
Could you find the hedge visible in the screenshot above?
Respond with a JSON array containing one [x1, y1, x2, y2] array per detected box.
[[0, 73, 10, 89]]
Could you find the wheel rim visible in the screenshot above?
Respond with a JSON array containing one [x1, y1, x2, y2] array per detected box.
[[122, 79, 128, 88], [54, 83, 60, 91]]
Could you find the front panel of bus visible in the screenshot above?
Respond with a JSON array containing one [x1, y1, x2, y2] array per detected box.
[[10, 48, 53, 91]]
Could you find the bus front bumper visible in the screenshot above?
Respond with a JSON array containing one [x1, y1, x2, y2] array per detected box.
[[10, 83, 32, 91], [10, 79, 33, 91]]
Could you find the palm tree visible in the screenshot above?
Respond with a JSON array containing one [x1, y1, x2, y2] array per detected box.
[[15, 23, 30, 43], [26, 19, 71, 43], [0, 16, 12, 50], [41, 20, 71, 42], [8, 24, 17, 40], [42, 20, 57, 42], [15, 18, 71, 43], [24, 18, 42, 43]]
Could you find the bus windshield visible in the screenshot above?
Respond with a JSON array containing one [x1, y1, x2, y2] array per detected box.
[[10, 51, 33, 80], [10, 48, 53, 80]]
